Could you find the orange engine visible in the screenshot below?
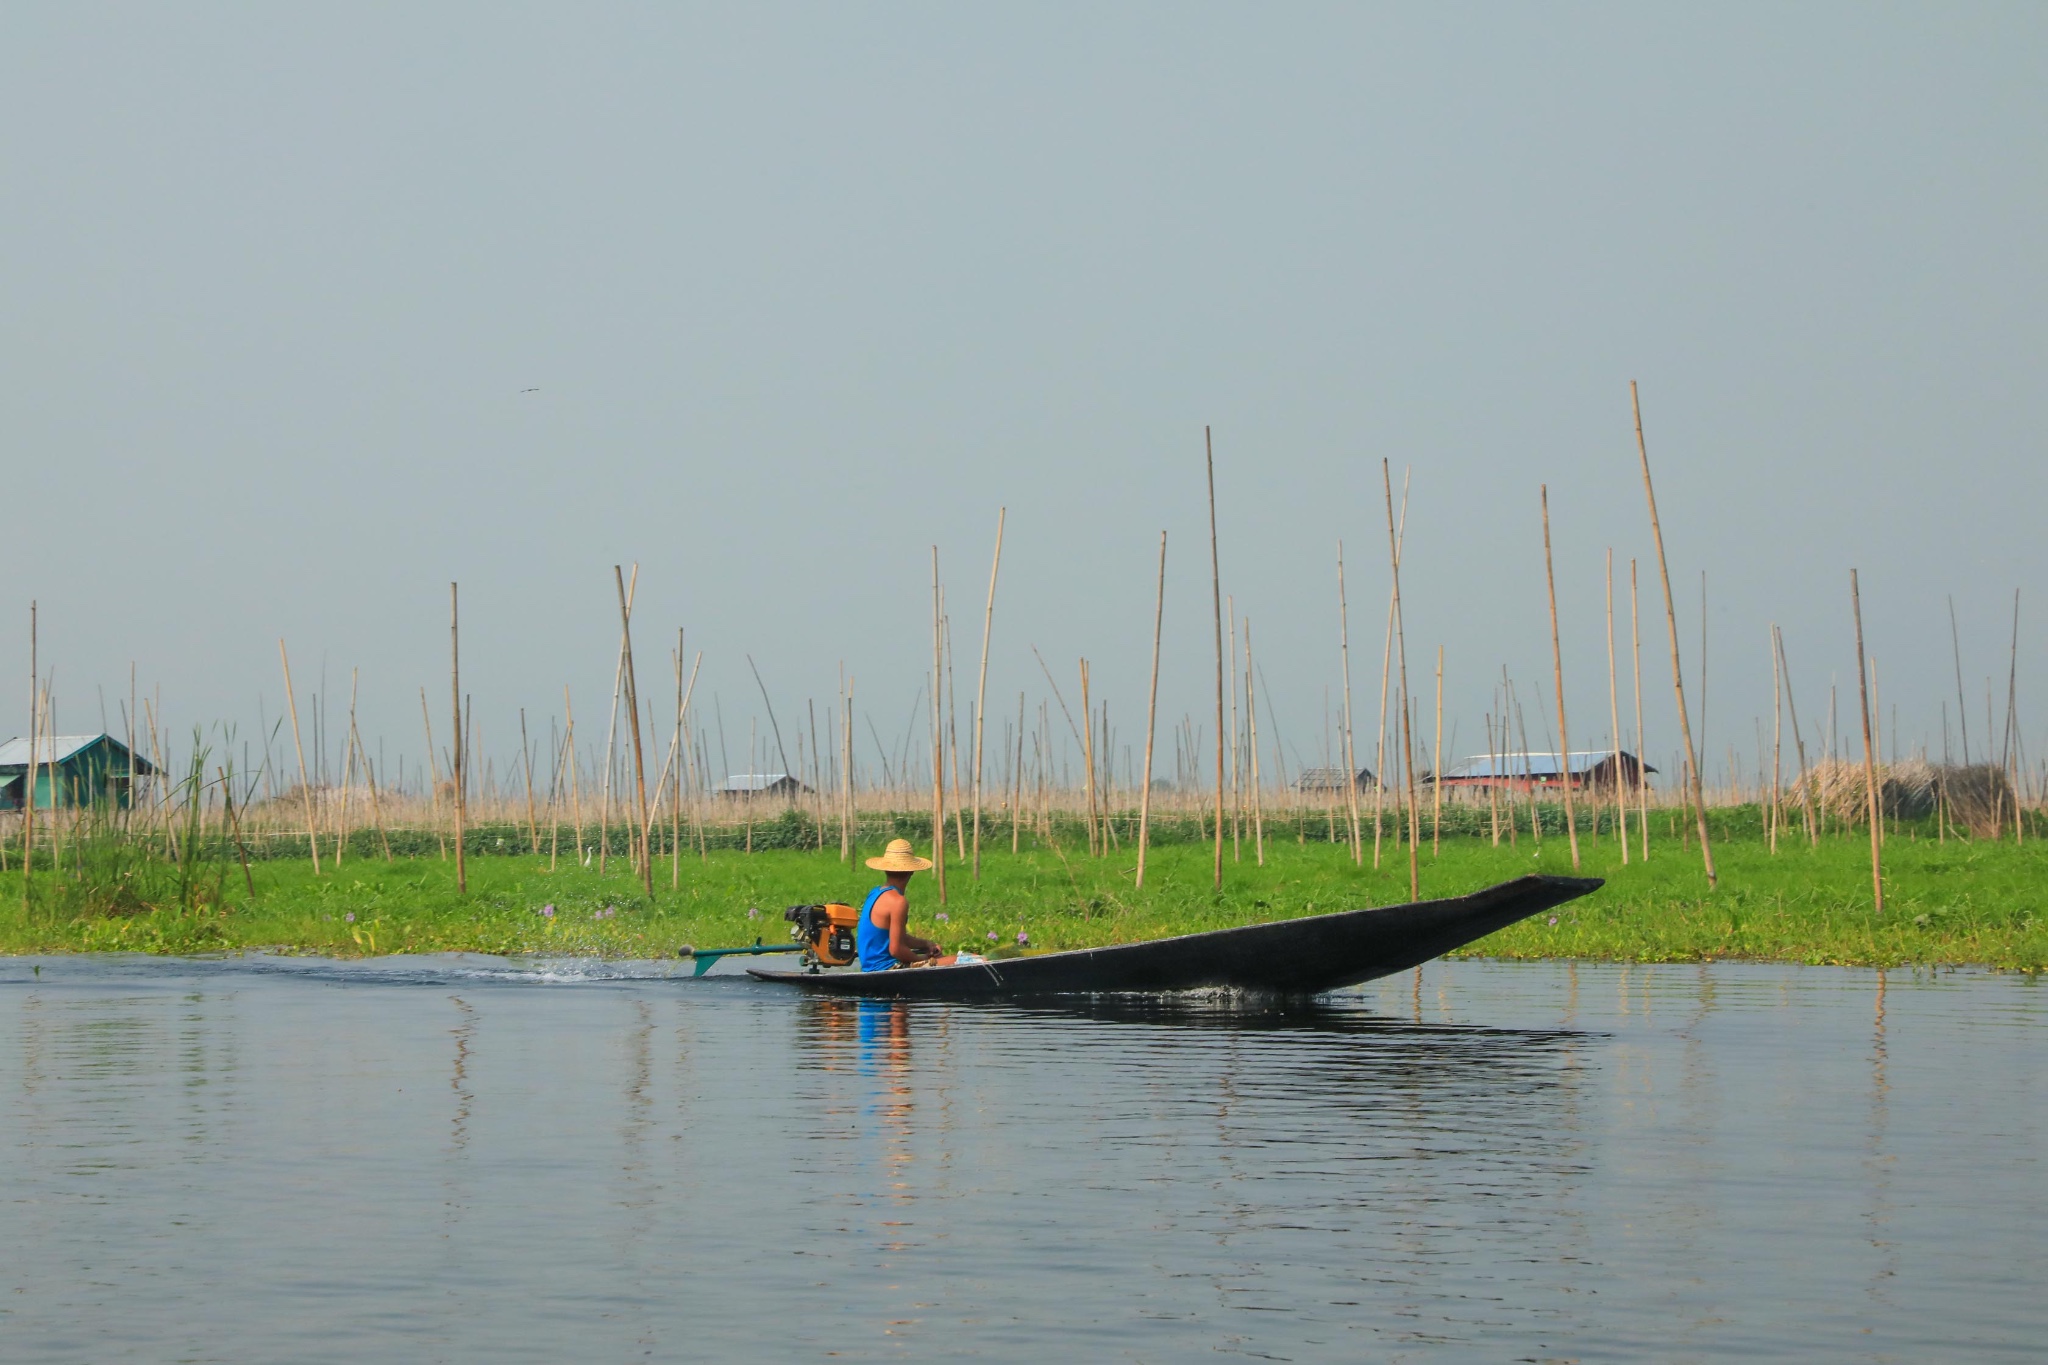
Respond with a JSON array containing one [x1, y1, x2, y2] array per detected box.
[[783, 903, 860, 967]]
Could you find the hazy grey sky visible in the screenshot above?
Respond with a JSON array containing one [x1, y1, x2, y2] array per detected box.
[[5, 4, 2044, 788]]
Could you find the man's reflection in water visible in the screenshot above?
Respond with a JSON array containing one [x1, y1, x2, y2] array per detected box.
[[857, 1000, 917, 1203]]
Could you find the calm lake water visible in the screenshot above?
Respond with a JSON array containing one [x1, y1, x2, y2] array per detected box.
[[0, 954, 2040, 1362]]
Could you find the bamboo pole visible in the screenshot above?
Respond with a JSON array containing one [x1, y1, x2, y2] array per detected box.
[[1206, 427, 1225, 890], [1631, 382, 1714, 886], [1246, 615, 1265, 866], [1337, 542, 1363, 865], [970, 507, 1005, 880], [1540, 487, 1581, 869], [931, 546, 946, 901], [1079, 659, 1098, 855], [615, 566, 652, 891], [1228, 597, 1241, 861], [564, 686, 582, 864], [1432, 645, 1444, 856], [1382, 460, 1419, 899], [1012, 691, 1025, 855], [450, 584, 466, 894], [279, 640, 320, 874], [1769, 626, 1783, 854], [419, 689, 445, 859], [1606, 550, 1629, 863], [22, 603, 34, 896], [520, 708, 540, 854], [331, 669, 359, 864], [353, 713, 393, 863], [1631, 561, 1650, 859], [1851, 569, 1882, 912]]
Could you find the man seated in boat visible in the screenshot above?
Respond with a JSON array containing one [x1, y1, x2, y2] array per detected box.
[[857, 840, 956, 969]]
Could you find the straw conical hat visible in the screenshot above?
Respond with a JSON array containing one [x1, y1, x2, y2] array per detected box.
[[866, 838, 934, 873]]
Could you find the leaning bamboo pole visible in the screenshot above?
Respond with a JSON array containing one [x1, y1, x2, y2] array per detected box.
[[1605, 550, 1629, 864], [1631, 381, 1714, 886], [1851, 570, 1882, 912], [1382, 460, 1419, 900], [279, 640, 320, 874], [420, 688, 446, 859], [1134, 531, 1168, 889], [1205, 427, 1225, 890], [615, 566, 653, 894], [930, 546, 946, 901], [450, 583, 465, 894], [1337, 543, 1363, 865], [1540, 486, 1581, 870], [970, 508, 1005, 880], [1775, 628, 1814, 845]]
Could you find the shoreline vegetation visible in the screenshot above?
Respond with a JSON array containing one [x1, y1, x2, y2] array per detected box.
[[4, 803, 2042, 970]]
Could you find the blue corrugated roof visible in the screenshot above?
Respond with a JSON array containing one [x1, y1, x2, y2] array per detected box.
[[1436, 751, 1654, 780]]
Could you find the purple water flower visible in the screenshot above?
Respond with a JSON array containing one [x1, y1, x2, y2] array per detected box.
[[1016, 930, 1029, 947], [1548, 916, 1558, 926], [986, 931, 999, 942], [344, 913, 355, 923], [541, 904, 556, 918], [935, 912, 949, 923]]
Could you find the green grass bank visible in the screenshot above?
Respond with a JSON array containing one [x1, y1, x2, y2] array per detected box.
[[2, 812, 2042, 968]]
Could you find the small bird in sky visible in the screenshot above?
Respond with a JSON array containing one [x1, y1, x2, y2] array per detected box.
[[519, 387, 540, 394]]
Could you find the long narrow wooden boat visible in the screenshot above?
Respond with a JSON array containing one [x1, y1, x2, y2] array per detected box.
[[747, 874, 1600, 999]]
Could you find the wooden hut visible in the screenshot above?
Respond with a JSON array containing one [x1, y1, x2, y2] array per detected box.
[[713, 772, 810, 800], [1295, 767, 1376, 793], [1431, 750, 1653, 795], [0, 733, 158, 810]]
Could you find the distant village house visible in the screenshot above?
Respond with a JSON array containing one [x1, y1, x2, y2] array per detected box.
[[713, 773, 810, 800], [0, 733, 158, 811], [1431, 751, 1653, 794]]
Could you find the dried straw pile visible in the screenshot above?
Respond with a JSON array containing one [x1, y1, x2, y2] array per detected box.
[[1794, 759, 2014, 834]]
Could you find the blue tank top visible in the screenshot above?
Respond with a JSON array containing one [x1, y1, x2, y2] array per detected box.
[[857, 885, 898, 972]]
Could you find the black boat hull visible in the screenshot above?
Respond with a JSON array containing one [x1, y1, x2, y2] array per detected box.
[[747, 874, 1601, 998]]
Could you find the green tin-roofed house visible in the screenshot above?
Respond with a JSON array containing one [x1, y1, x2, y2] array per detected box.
[[0, 733, 157, 810]]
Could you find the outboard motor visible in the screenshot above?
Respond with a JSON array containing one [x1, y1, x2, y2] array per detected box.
[[783, 903, 860, 969]]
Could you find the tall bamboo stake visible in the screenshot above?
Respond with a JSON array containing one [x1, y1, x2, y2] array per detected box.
[[1228, 597, 1241, 861], [1540, 487, 1581, 869], [1631, 382, 1714, 886], [279, 640, 320, 874], [971, 507, 1005, 880], [450, 584, 465, 894], [1776, 627, 1815, 845], [1382, 460, 1419, 900], [1605, 551, 1629, 862], [931, 546, 946, 901], [420, 688, 446, 859], [1769, 626, 1783, 854], [1432, 645, 1444, 856], [519, 707, 541, 853], [332, 669, 359, 864], [1337, 542, 1363, 865], [1372, 587, 1395, 867], [1206, 427, 1225, 890], [616, 568, 653, 893], [1851, 569, 1882, 912], [1632, 560, 1649, 859], [1246, 615, 1265, 865], [22, 603, 34, 896], [1080, 659, 1098, 855]]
